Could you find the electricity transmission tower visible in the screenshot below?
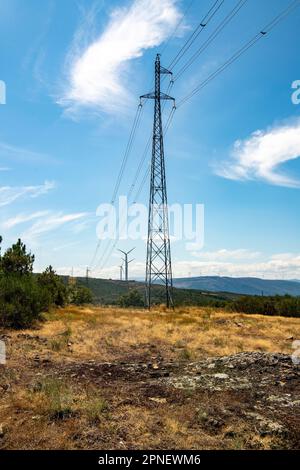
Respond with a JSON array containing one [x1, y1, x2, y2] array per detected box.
[[86, 267, 90, 286], [118, 248, 135, 285], [140, 54, 175, 309]]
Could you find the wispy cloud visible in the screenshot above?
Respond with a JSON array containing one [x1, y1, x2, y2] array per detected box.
[[191, 249, 261, 261], [21, 211, 88, 240], [0, 142, 50, 163], [59, 0, 181, 115], [0, 181, 55, 207], [3, 211, 50, 229], [215, 119, 300, 188]]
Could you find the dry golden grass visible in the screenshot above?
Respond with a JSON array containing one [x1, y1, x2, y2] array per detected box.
[[34, 305, 300, 362], [1, 305, 299, 450]]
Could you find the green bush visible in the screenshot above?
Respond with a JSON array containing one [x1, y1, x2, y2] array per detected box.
[[0, 238, 34, 275], [68, 284, 93, 305], [0, 239, 67, 328], [227, 294, 300, 318], [0, 274, 49, 328], [118, 289, 144, 308], [37, 266, 67, 307]]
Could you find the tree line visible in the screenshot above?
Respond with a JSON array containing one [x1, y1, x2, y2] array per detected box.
[[0, 237, 93, 328]]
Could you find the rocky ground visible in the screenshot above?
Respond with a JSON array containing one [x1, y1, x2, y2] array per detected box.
[[1, 347, 299, 449], [0, 307, 299, 449]]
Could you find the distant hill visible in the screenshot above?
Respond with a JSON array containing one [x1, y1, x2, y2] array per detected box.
[[172, 276, 300, 296], [61, 276, 238, 306]]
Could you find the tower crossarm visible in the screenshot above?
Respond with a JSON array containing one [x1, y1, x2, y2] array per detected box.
[[140, 92, 175, 102]]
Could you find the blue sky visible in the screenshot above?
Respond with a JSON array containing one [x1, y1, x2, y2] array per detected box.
[[1, 0, 300, 279]]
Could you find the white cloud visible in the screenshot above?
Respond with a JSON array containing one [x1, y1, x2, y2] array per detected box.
[[171, 252, 300, 280], [61, 256, 300, 280], [60, 0, 181, 115], [79, 251, 300, 281], [3, 211, 50, 229], [21, 211, 88, 240], [0, 142, 50, 163], [0, 181, 55, 207], [215, 119, 300, 188], [191, 248, 261, 261]]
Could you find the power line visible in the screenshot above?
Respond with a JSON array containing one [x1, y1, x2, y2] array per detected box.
[[91, 0, 299, 278], [174, 0, 248, 81], [178, 0, 300, 108], [128, 82, 174, 200], [111, 102, 143, 205], [132, 105, 176, 204], [89, 1, 224, 272], [97, 105, 177, 273], [89, 102, 143, 269], [93, 82, 174, 272], [161, 0, 196, 56], [168, 0, 224, 71]]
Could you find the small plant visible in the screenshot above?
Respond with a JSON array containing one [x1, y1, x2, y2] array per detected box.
[[49, 326, 72, 351], [202, 311, 211, 321], [179, 348, 192, 361], [174, 339, 186, 349], [49, 338, 63, 351], [84, 396, 109, 424], [38, 378, 74, 420], [214, 337, 226, 348], [197, 410, 208, 424]]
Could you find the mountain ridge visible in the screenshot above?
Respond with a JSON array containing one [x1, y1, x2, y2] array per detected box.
[[172, 276, 300, 296]]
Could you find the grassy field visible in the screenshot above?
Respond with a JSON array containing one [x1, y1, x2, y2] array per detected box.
[[42, 305, 299, 360], [0, 305, 299, 450]]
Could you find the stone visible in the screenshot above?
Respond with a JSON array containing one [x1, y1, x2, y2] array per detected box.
[[214, 373, 229, 379], [0, 424, 6, 438], [258, 419, 286, 437], [149, 397, 167, 404]]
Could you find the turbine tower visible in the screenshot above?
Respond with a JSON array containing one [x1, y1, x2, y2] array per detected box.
[[140, 54, 175, 309], [118, 248, 135, 285]]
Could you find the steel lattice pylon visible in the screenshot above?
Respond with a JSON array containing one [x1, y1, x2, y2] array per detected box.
[[140, 54, 175, 309]]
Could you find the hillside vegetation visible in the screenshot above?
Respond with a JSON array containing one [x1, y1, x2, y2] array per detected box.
[[67, 277, 300, 318], [66, 276, 237, 307]]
